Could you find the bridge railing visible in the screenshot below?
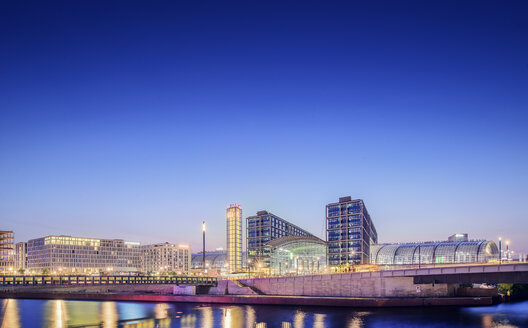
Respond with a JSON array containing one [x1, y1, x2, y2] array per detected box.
[[0, 275, 217, 287]]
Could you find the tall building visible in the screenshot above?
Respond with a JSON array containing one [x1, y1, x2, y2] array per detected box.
[[326, 196, 378, 267], [15, 242, 28, 271], [247, 210, 314, 269], [140, 243, 191, 274], [27, 235, 141, 274], [0, 231, 15, 273], [226, 204, 242, 273]]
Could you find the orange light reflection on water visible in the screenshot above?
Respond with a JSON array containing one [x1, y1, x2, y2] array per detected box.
[[1, 299, 21, 328]]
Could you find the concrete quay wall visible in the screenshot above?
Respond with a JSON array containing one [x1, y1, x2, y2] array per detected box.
[[0, 274, 457, 298], [239, 273, 457, 298], [0, 291, 494, 307]]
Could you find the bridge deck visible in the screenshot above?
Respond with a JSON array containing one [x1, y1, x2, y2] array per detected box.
[[0, 275, 217, 287]]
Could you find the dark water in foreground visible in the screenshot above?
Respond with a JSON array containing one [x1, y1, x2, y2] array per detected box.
[[1, 298, 528, 328]]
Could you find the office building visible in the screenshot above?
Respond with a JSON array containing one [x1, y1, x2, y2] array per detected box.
[[326, 196, 378, 267], [370, 235, 499, 265], [0, 231, 15, 273], [247, 210, 314, 268], [226, 204, 242, 273], [140, 243, 191, 274], [15, 242, 28, 271], [27, 235, 141, 274]]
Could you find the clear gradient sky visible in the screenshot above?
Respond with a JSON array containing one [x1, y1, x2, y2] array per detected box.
[[1, 1, 527, 254]]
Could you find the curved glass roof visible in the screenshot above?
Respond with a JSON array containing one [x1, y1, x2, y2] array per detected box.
[[371, 240, 498, 265], [191, 252, 247, 269], [265, 236, 327, 274]]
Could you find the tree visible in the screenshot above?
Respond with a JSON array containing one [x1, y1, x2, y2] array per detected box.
[[17, 268, 25, 275], [42, 268, 50, 275]]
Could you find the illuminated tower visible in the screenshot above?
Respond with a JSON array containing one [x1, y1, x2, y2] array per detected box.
[[226, 204, 242, 273]]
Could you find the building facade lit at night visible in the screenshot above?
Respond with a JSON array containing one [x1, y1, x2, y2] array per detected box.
[[15, 242, 28, 271], [226, 204, 242, 273], [326, 196, 378, 268], [140, 243, 191, 274], [0, 230, 15, 273], [27, 235, 141, 274], [247, 210, 314, 270]]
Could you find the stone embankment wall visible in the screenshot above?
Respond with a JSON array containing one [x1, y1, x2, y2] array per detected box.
[[1, 274, 459, 298], [237, 273, 457, 298]]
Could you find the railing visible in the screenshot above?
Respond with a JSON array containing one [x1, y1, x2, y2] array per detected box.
[[0, 275, 217, 287]]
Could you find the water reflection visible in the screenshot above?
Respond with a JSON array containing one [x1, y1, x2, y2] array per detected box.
[[1, 299, 21, 328], [224, 306, 245, 328], [45, 300, 67, 328], [313, 313, 326, 328], [197, 306, 212, 328], [294, 310, 305, 328], [347, 311, 368, 328], [2, 299, 528, 328], [102, 302, 118, 328], [245, 305, 255, 328]]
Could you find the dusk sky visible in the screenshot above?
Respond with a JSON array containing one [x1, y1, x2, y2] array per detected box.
[[1, 1, 527, 253]]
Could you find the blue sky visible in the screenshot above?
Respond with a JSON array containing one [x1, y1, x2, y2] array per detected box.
[[1, 1, 527, 253]]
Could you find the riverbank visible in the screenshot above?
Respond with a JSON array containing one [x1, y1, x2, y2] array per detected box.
[[0, 291, 493, 308]]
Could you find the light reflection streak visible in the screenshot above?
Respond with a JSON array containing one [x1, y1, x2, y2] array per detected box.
[[222, 306, 244, 328], [197, 306, 213, 328], [245, 305, 256, 328], [49, 300, 68, 328], [223, 308, 232, 328], [313, 313, 326, 328], [293, 310, 305, 328], [347, 311, 368, 328], [101, 302, 118, 328], [154, 303, 170, 319], [180, 312, 197, 328], [1, 299, 21, 328]]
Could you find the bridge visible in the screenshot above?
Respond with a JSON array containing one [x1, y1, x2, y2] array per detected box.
[[233, 263, 528, 298], [405, 263, 528, 284], [0, 275, 217, 287]]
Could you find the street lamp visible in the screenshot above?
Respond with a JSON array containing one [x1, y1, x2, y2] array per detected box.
[[506, 240, 510, 262], [317, 257, 321, 273], [202, 221, 206, 273], [247, 259, 252, 279], [499, 237, 502, 264]]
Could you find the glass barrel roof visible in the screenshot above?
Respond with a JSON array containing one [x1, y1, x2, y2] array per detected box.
[[370, 240, 498, 265]]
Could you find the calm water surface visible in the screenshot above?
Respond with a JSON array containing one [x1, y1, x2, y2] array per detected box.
[[1, 298, 528, 328]]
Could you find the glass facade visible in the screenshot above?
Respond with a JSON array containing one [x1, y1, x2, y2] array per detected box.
[[226, 204, 242, 273], [247, 211, 314, 269], [370, 240, 499, 265], [0, 231, 15, 273], [326, 197, 378, 267], [266, 236, 327, 275], [191, 251, 248, 270]]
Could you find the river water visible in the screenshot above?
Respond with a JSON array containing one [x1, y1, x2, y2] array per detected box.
[[1, 298, 528, 328]]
